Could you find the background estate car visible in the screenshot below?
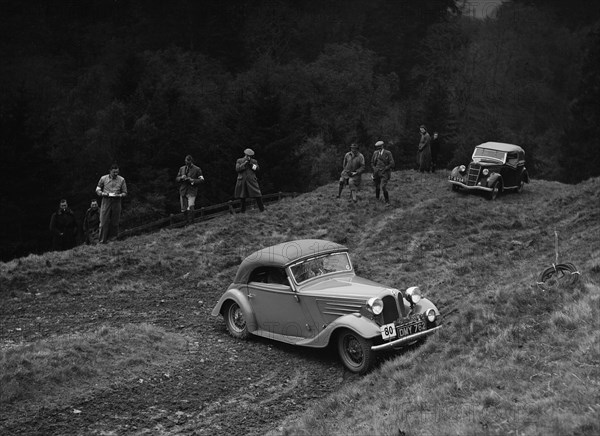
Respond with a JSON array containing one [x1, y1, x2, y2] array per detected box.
[[448, 142, 529, 200], [212, 239, 442, 374]]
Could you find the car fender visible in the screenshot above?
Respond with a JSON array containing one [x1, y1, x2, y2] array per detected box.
[[319, 313, 382, 345], [487, 172, 502, 188], [211, 288, 258, 332], [450, 166, 461, 177], [522, 169, 530, 183]]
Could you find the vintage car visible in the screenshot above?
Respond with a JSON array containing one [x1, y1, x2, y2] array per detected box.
[[212, 239, 442, 374], [448, 142, 529, 200]]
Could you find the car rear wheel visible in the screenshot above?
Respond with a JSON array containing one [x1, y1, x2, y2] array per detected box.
[[337, 330, 374, 374], [488, 181, 500, 200], [225, 301, 249, 339]]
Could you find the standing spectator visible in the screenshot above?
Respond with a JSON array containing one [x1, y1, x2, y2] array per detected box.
[[83, 199, 100, 245], [371, 140, 395, 207], [234, 148, 265, 213], [96, 163, 127, 243], [417, 125, 432, 173], [430, 131, 440, 172], [49, 199, 78, 251], [176, 154, 204, 224], [337, 143, 365, 203]]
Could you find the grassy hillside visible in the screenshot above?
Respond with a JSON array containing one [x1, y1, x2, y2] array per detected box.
[[1, 170, 599, 435]]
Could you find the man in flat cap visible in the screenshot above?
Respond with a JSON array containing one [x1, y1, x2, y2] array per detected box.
[[338, 143, 365, 203], [371, 140, 395, 207], [234, 148, 265, 212]]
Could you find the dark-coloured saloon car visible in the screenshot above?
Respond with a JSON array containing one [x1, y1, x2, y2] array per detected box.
[[212, 239, 442, 374], [448, 142, 529, 200]]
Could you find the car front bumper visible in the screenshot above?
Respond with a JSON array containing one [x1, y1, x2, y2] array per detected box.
[[371, 325, 442, 351], [448, 179, 493, 192]]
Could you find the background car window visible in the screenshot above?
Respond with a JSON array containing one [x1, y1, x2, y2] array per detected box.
[[506, 152, 519, 167], [249, 266, 288, 285]]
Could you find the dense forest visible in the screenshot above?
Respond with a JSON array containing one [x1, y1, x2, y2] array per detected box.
[[1, 0, 599, 261]]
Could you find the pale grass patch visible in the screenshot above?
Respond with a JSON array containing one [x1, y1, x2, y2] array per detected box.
[[0, 323, 189, 414]]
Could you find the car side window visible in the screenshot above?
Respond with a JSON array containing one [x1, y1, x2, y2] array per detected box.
[[249, 266, 289, 286], [507, 152, 518, 167]]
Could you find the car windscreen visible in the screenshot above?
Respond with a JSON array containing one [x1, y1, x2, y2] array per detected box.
[[473, 148, 506, 163], [290, 252, 352, 284]]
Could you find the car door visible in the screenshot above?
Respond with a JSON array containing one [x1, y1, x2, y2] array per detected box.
[[502, 151, 519, 188], [247, 267, 314, 339]]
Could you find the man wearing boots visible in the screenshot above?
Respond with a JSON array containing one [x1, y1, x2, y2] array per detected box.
[[176, 154, 204, 224], [337, 143, 365, 203]]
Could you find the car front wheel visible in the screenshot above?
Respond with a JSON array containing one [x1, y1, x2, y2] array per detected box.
[[489, 181, 500, 200], [337, 330, 374, 374], [224, 301, 249, 339], [451, 184, 460, 192]]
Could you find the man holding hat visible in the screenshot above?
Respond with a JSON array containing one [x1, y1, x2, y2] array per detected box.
[[338, 143, 365, 203], [371, 140, 395, 206], [234, 148, 265, 212]]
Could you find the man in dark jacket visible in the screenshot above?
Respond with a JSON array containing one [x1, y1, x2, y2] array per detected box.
[[49, 199, 78, 251], [83, 199, 100, 244], [176, 154, 204, 224], [234, 148, 265, 213], [430, 131, 440, 172], [371, 141, 395, 207]]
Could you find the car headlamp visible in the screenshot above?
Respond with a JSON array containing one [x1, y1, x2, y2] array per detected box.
[[405, 286, 421, 305], [459, 165, 466, 173], [426, 308, 436, 323], [482, 168, 489, 176], [366, 297, 383, 315]]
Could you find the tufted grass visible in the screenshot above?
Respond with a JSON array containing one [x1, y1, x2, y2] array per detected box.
[[1, 172, 599, 435]]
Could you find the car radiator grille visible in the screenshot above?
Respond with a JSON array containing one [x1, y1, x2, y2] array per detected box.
[[382, 295, 400, 324], [466, 163, 481, 186]]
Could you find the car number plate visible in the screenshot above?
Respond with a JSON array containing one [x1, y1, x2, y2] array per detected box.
[[380, 323, 397, 340], [381, 321, 426, 341], [397, 321, 425, 337]]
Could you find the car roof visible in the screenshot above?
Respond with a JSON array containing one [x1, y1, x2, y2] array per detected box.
[[234, 239, 347, 283], [475, 142, 525, 154]]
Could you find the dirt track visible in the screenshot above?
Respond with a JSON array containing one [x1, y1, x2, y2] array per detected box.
[[0, 275, 354, 435]]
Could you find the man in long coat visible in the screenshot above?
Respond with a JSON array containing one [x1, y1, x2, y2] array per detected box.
[[49, 199, 78, 250], [234, 148, 265, 212], [417, 125, 432, 172]]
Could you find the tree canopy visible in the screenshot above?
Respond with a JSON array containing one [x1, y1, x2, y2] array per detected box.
[[0, 0, 598, 260]]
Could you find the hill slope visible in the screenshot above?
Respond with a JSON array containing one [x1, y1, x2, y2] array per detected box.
[[1, 171, 599, 435]]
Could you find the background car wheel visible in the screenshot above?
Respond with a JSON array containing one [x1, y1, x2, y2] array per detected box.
[[488, 181, 500, 200], [451, 184, 460, 192], [225, 301, 249, 339], [516, 179, 525, 193], [337, 330, 374, 374]]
